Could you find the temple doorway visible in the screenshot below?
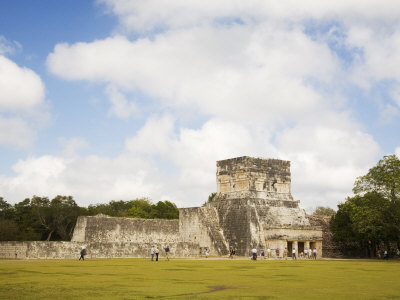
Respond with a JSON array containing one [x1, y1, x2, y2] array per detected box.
[[298, 242, 304, 254]]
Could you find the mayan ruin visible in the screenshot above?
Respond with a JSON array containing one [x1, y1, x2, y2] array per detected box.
[[0, 156, 323, 259]]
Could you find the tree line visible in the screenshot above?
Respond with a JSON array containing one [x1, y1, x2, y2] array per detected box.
[[0, 196, 179, 242], [330, 154, 400, 257]]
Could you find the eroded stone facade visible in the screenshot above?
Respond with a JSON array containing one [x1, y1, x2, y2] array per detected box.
[[180, 157, 323, 257], [0, 156, 323, 259]]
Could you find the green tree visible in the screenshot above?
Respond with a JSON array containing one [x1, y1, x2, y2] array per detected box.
[[13, 198, 42, 241], [354, 154, 400, 203], [0, 197, 15, 219], [0, 197, 18, 241], [313, 206, 336, 217], [48, 195, 81, 240]]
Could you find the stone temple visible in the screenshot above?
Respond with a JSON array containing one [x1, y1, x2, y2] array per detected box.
[[0, 156, 323, 259], [180, 156, 323, 257]]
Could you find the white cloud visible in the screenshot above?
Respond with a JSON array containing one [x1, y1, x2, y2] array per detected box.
[[97, 0, 400, 33], [105, 84, 137, 118], [58, 137, 89, 158], [0, 55, 45, 112], [378, 104, 399, 124], [395, 147, 400, 157], [0, 153, 160, 206], [277, 125, 380, 208], [47, 25, 339, 126], [0, 116, 36, 149], [0, 36, 22, 55]]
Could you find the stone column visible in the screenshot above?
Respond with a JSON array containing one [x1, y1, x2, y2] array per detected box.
[[293, 240, 298, 258], [305, 241, 310, 258], [305, 241, 310, 250]]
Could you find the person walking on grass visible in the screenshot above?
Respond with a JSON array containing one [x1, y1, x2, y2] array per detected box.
[[151, 246, 155, 261], [165, 246, 170, 261], [155, 247, 159, 261], [79, 247, 86, 261], [252, 247, 258, 260]]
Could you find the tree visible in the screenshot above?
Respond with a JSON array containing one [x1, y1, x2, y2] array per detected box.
[[0, 197, 15, 219], [330, 192, 396, 256], [0, 197, 18, 241], [48, 195, 81, 240], [330, 154, 400, 257], [354, 154, 400, 203], [313, 206, 336, 217]]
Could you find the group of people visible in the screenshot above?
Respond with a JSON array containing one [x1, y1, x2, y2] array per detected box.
[[251, 247, 318, 260], [259, 248, 280, 259], [291, 248, 317, 260], [150, 246, 170, 261]]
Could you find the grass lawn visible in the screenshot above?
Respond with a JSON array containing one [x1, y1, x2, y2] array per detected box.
[[1, 258, 399, 299]]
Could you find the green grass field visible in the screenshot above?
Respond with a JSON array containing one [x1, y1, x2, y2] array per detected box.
[[1, 258, 399, 299]]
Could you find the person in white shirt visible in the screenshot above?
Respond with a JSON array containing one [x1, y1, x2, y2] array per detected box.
[[205, 249, 210, 258], [292, 248, 296, 260], [304, 249, 308, 259], [150, 246, 155, 261], [252, 248, 258, 260], [155, 247, 159, 261]]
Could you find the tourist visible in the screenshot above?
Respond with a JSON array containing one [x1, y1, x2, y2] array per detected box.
[[205, 249, 210, 258], [252, 247, 258, 260], [313, 248, 317, 259], [304, 248, 308, 259], [164, 246, 170, 261], [383, 250, 388, 260], [267, 248, 271, 258], [308, 248, 312, 259], [155, 246, 159, 261], [229, 247, 234, 259], [292, 248, 296, 260], [275, 248, 280, 259], [79, 247, 86, 261], [151, 246, 155, 261], [260, 249, 265, 260]]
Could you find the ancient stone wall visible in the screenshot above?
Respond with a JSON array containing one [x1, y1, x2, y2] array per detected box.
[[0, 241, 81, 259], [179, 207, 229, 255], [216, 157, 292, 200], [72, 216, 180, 244]]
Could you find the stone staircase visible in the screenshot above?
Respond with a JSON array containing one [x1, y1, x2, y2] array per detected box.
[[198, 207, 229, 255]]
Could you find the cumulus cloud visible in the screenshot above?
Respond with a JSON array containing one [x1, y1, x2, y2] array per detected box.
[[0, 116, 36, 149], [47, 25, 339, 126], [97, 0, 400, 33], [0, 53, 46, 149], [0, 55, 45, 112], [0, 153, 160, 207], [58, 137, 89, 158]]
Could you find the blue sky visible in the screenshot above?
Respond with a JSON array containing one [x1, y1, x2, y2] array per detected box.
[[1, 0, 399, 210]]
